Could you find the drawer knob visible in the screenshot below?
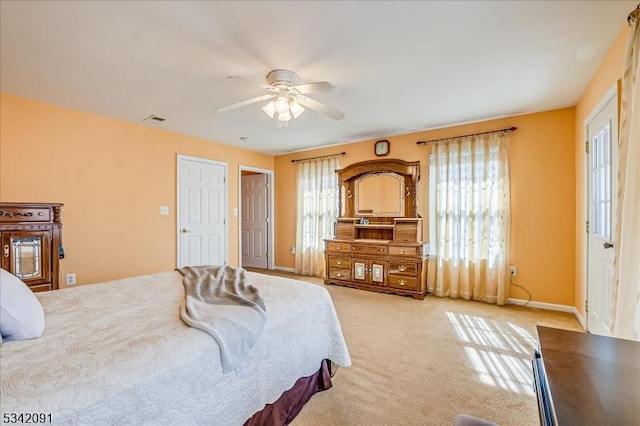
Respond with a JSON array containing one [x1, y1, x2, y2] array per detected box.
[[399, 265, 406, 272], [400, 249, 405, 254], [336, 272, 342, 277], [337, 260, 342, 265], [380, 249, 384, 252], [399, 279, 406, 286]]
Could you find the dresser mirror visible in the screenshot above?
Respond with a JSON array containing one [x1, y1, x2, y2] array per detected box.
[[355, 172, 405, 217], [337, 159, 420, 218]]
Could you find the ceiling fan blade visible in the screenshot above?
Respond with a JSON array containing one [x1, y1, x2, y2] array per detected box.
[[227, 76, 275, 91], [216, 94, 275, 112], [294, 95, 345, 120], [294, 81, 336, 95]]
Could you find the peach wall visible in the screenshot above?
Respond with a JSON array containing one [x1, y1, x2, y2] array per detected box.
[[574, 25, 629, 319], [275, 108, 576, 306], [0, 93, 273, 286]]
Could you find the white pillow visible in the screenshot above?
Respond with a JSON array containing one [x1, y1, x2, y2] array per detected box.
[[0, 268, 45, 340]]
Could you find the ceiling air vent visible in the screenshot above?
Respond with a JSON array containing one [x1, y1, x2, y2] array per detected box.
[[142, 115, 166, 122]]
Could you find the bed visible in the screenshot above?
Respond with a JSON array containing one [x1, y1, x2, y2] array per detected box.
[[0, 269, 351, 425]]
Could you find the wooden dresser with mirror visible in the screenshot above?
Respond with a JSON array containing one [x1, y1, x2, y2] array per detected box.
[[0, 202, 63, 292], [324, 159, 429, 299]]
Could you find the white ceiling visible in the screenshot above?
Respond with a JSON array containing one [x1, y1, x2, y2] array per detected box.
[[0, 1, 635, 155]]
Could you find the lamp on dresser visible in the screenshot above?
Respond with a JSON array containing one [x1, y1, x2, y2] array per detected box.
[[0, 202, 63, 292]]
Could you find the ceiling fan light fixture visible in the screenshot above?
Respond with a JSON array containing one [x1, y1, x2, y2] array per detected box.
[[220, 69, 343, 127], [290, 101, 305, 118], [261, 101, 276, 118], [275, 118, 289, 128], [277, 110, 292, 122], [275, 95, 290, 114]]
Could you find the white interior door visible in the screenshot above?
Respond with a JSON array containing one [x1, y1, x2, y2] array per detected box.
[[241, 173, 268, 268], [587, 94, 618, 336], [177, 156, 227, 268]]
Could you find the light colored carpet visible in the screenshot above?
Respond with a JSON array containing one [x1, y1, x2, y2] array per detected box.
[[247, 268, 582, 426]]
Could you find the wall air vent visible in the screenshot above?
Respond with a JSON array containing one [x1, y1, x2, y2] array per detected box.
[[142, 115, 166, 122]]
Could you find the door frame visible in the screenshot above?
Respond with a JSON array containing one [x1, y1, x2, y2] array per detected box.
[[582, 84, 617, 332], [176, 154, 229, 268], [238, 165, 274, 270]]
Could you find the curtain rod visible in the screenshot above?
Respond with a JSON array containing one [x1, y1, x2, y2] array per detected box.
[[291, 152, 346, 163], [629, 4, 639, 24], [416, 126, 518, 145]]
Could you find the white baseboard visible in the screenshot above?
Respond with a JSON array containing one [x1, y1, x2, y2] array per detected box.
[[573, 308, 587, 329], [508, 298, 576, 312], [508, 298, 586, 329], [273, 266, 295, 273]]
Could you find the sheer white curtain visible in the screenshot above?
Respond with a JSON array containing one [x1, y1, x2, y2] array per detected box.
[[428, 132, 510, 305], [295, 156, 340, 277], [610, 8, 640, 340]]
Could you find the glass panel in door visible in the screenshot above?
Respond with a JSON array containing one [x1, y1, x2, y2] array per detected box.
[[12, 236, 43, 278], [2, 231, 51, 285]]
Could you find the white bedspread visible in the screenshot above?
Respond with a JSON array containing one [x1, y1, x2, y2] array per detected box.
[[0, 271, 351, 425]]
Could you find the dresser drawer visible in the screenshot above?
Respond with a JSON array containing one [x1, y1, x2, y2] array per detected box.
[[388, 261, 418, 276], [328, 256, 350, 268], [328, 268, 351, 281], [29, 283, 53, 292], [0, 207, 51, 223], [351, 244, 387, 255], [388, 275, 418, 290], [388, 246, 417, 257], [326, 241, 351, 253]]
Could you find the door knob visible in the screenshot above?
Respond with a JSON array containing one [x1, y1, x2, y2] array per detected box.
[[181, 228, 191, 233], [603, 242, 614, 249]]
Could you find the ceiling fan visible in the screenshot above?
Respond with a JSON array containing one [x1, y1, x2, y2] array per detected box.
[[217, 69, 345, 127]]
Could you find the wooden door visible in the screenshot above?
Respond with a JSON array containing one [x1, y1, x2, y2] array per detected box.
[[177, 156, 227, 268], [241, 174, 268, 268]]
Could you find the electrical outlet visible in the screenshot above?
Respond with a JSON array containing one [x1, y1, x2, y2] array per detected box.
[[290, 246, 296, 254], [160, 206, 169, 215], [65, 273, 77, 285], [510, 265, 517, 277]]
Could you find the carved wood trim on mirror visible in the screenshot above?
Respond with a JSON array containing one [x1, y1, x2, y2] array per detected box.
[[338, 158, 420, 218]]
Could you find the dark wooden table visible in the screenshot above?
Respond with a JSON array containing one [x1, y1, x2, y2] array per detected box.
[[533, 325, 640, 426]]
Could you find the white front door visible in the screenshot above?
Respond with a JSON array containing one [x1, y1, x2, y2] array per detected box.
[[177, 156, 227, 268], [241, 173, 268, 268], [586, 93, 618, 336]]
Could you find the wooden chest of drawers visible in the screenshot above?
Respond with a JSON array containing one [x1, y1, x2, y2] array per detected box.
[[324, 238, 429, 299]]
